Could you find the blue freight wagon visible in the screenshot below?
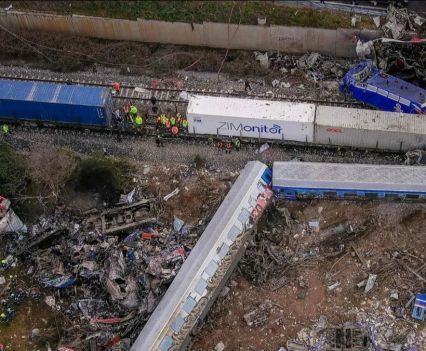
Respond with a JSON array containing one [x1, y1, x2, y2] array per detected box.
[[340, 61, 426, 114], [0, 79, 113, 126]]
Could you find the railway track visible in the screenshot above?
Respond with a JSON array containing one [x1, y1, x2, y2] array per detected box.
[[0, 72, 365, 109]]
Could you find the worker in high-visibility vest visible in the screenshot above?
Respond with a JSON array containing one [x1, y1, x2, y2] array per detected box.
[[171, 125, 179, 136], [2, 124, 9, 136], [234, 137, 241, 151], [135, 115, 143, 126], [112, 82, 121, 95], [182, 118, 188, 130], [160, 114, 167, 125], [176, 113, 182, 126], [165, 118, 171, 129], [129, 105, 138, 123], [170, 116, 176, 127]]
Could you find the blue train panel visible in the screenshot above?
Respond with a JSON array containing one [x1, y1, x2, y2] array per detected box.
[[272, 186, 426, 201], [0, 79, 113, 126], [340, 61, 426, 114]]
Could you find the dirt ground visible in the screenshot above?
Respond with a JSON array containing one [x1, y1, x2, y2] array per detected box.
[[192, 200, 426, 350]]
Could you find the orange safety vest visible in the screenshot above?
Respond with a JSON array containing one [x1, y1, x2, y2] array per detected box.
[[165, 120, 171, 129], [112, 82, 121, 92], [171, 126, 179, 135]]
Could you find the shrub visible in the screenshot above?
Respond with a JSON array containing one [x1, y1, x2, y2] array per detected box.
[[0, 143, 27, 198]]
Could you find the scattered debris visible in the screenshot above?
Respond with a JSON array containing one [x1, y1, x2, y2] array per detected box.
[[163, 188, 179, 201], [256, 143, 270, 154], [327, 282, 340, 291], [382, 5, 414, 40], [243, 300, 273, 327], [215, 341, 225, 351], [412, 293, 426, 321], [364, 274, 377, 294], [0, 196, 27, 234]]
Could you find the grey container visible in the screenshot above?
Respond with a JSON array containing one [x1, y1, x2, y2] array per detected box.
[[314, 105, 426, 151]]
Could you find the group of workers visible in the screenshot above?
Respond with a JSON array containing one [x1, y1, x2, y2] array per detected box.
[[119, 103, 189, 137], [216, 138, 241, 154], [156, 112, 188, 135]]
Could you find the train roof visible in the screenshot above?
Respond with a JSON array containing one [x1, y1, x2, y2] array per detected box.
[[366, 71, 426, 107], [187, 95, 315, 122], [273, 161, 426, 193], [316, 105, 426, 134], [0, 79, 109, 107]]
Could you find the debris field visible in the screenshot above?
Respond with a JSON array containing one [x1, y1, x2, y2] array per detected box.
[[193, 200, 426, 351]]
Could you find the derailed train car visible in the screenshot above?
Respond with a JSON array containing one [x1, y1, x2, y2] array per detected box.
[[273, 161, 426, 201], [340, 61, 426, 114], [131, 161, 273, 351]]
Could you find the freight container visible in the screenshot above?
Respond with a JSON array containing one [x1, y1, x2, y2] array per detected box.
[[0, 79, 113, 126], [186, 95, 315, 142], [315, 105, 426, 151]]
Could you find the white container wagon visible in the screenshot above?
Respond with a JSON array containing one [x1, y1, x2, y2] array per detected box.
[[186, 95, 315, 142], [315, 106, 426, 151]]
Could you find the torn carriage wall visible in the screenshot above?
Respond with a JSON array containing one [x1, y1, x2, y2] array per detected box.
[[0, 196, 27, 234]]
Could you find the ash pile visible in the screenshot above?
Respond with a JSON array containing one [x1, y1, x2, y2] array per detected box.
[[0, 191, 201, 350]]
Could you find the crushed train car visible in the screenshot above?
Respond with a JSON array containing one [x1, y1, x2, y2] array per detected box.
[[340, 60, 426, 114]]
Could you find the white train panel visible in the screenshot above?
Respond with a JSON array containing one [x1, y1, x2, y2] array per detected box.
[[315, 106, 426, 151], [187, 95, 315, 142]]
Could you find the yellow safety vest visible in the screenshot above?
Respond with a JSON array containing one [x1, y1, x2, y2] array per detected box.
[[130, 106, 138, 115], [170, 117, 176, 126], [2, 124, 9, 134], [182, 119, 188, 128], [135, 115, 143, 125], [161, 114, 167, 125]]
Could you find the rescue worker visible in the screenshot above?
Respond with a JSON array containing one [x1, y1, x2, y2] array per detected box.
[[165, 117, 171, 130], [176, 113, 182, 126], [112, 82, 121, 95], [244, 79, 252, 92], [2, 124, 9, 136], [135, 115, 143, 126], [160, 114, 167, 126], [170, 115, 176, 127], [225, 141, 232, 154], [112, 109, 123, 127], [234, 137, 241, 151], [129, 105, 138, 123], [156, 133, 164, 147], [156, 115, 162, 130], [171, 125, 179, 136], [123, 104, 131, 123], [182, 118, 189, 130], [217, 140, 223, 154]]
